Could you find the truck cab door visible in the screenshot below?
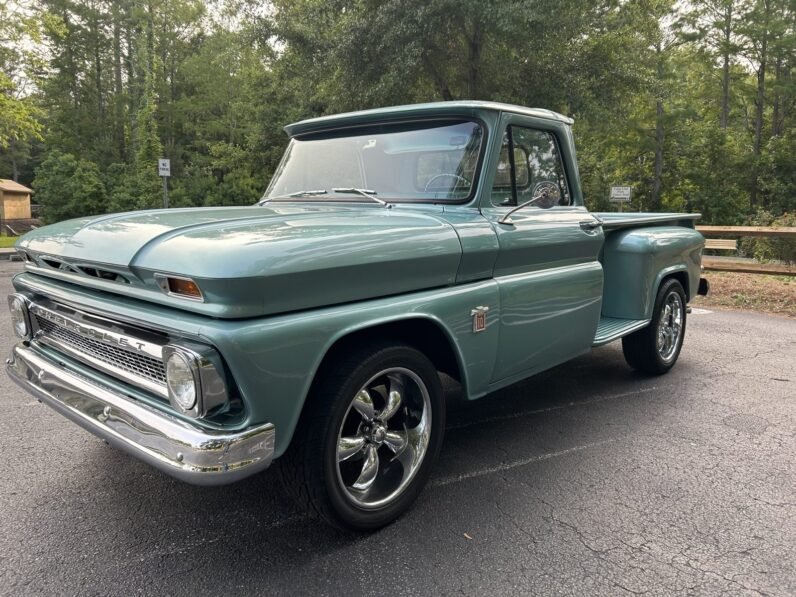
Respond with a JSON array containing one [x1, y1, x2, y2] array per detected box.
[[480, 114, 604, 383]]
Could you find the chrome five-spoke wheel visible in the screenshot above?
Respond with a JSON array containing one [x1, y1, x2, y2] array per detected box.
[[336, 368, 431, 509], [622, 278, 687, 375], [279, 343, 444, 530], [656, 291, 683, 362]]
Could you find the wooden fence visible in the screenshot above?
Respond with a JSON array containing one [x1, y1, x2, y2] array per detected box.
[[697, 226, 796, 276]]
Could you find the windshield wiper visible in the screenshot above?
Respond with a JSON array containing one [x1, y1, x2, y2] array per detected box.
[[287, 189, 328, 197], [258, 187, 389, 207], [332, 187, 389, 207], [257, 189, 328, 206]]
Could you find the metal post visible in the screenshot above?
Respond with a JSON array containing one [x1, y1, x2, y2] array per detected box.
[[162, 176, 169, 209]]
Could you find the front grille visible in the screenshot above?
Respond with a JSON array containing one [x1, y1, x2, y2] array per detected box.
[[34, 315, 167, 386]]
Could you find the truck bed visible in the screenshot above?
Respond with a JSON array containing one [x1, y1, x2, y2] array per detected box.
[[595, 212, 701, 233]]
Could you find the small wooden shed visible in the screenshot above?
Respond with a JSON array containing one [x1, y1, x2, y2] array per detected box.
[[0, 179, 33, 220]]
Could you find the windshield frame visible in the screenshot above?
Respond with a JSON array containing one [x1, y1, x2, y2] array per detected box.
[[262, 116, 490, 206]]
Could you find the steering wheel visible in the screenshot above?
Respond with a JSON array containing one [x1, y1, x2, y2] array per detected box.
[[424, 173, 471, 193]]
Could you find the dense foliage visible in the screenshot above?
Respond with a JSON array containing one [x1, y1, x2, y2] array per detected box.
[[1, 0, 794, 223]]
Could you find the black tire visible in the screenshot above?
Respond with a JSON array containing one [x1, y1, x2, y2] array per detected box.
[[622, 278, 687, 375], [278, 342, 445, 531]]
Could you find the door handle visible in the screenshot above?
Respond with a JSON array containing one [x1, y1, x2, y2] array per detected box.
[[579, 219, 603, 232]]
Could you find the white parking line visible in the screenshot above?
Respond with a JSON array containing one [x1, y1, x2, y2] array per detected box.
[[431, 439, 617, 487], [447, 385, 661, 431]]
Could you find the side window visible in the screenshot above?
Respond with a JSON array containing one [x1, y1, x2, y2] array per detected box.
[[490, 126, 571, 207]]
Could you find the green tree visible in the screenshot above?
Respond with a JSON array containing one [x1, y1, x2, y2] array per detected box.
[[0, 1, 44, 174], [33, 150, 108, 222], [0, 0, 791, 224]]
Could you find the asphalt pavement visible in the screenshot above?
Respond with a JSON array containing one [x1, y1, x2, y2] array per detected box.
[[0, 260, 794, 596]]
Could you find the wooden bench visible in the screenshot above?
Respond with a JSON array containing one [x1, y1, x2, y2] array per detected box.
[[704, 238, 738, 251]]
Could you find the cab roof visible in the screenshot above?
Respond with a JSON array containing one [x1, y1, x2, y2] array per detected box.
[[284, 101, 574, 138]]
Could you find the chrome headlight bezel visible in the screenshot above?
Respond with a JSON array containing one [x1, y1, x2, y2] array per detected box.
[[162, 344, 228, 418], [165, 350, 198, 411], [8, 293, 32, 340]]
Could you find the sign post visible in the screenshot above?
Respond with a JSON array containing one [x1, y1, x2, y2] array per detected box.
[[609, 186, 632, 212], [158, 159, 171, 209]]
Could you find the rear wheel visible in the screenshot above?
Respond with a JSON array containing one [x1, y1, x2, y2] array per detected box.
[[622, 278, 687, 375], [279, 342, 445, 531]]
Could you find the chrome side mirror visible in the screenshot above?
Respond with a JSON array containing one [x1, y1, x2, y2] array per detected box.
[[530, 181, 561, 209], [497, 181, 563, 225]]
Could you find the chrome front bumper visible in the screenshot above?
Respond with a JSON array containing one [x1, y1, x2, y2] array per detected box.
[[6, 344, 275, 486]]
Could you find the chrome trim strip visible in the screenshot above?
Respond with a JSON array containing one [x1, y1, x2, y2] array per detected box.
[[12, 277, 193, 334], [6, 344, 274, 486], [24, 262, 135, 292]]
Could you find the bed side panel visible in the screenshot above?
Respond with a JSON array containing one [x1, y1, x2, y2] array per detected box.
[[601, 226, 704, 319]]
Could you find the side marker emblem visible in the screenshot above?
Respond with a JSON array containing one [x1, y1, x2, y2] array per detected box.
[[470, 306, 489, 333]]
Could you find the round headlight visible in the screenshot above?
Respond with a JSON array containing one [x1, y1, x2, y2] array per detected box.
[[8, 295, 30, 339], [165, 351, 197, 411]]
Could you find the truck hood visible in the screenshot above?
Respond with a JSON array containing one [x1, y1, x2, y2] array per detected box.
[[17, 205, 463, 318]]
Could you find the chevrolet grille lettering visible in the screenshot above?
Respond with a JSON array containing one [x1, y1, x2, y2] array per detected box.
[[31, 305, 152, 354]]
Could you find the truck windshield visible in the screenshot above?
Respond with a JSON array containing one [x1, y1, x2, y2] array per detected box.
[[263, 120, 484, 203]]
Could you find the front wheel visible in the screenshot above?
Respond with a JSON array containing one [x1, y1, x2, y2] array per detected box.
[[622, 278, 687, 375], [279, 342, 445, 531]]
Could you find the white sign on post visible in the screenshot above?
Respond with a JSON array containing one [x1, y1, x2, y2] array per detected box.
[[610, 187, 632, 203], [158, 159, 171, 208], [610, 186, 632, 202]]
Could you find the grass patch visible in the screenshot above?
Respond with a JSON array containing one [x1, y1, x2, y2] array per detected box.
[[693, 271, 795, 318], [0, 236, 19, 249]]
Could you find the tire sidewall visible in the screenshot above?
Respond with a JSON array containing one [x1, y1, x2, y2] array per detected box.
[[319, 345, 445, 530]]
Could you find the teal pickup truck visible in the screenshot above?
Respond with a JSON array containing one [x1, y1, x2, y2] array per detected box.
[[6, 101, 708, 530]]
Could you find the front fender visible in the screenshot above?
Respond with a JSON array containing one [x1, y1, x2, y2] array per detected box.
[[197, 280, 501, 457]]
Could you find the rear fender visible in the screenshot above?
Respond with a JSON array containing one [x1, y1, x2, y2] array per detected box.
[[601, 227, 703, 320]]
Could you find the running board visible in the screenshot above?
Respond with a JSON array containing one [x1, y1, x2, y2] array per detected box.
[[592, 316, 650, 346]]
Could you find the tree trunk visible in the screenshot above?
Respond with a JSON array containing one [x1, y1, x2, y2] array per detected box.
[[772, 56, 783, 137], [62, 10, 78, 111], [169, 49, 175, 154], [651, 97, 665, 212], [750, 0, 769, 209], [651, 48, 665, 212], [93, 14, 103, 123], [467, 20, 482, 99], [146, 1, 155, 75], [720, 3, 732, 129], [125, 5, 138, 160], [113, 2, 125, 160], [10, 140, 18, 182], [423, 56, 454, 101]]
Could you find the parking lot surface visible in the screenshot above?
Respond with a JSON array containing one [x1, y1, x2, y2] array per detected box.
[[0, 260, 794, 596]]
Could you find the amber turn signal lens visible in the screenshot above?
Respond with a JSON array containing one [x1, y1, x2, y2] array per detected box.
[[167, 277, 203, 299]]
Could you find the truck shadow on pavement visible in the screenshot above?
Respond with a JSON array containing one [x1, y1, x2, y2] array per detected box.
[[26, 343, 689, 587]]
